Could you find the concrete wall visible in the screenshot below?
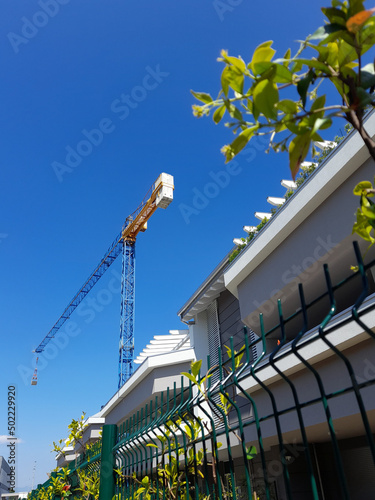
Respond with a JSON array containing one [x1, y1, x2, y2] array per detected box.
[[189, 310, 209, 372]]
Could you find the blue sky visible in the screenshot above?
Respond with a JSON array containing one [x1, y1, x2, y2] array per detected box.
[[0, 0, 358, 488]]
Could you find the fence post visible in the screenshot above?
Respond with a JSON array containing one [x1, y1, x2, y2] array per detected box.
[[99, 424, 117, 500]]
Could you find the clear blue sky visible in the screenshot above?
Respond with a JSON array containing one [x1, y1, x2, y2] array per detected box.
[[0, 0, 357, 488]]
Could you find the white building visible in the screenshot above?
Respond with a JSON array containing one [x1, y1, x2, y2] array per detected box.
[[0, 457, 11, 497], [177, 112, 375, 499]]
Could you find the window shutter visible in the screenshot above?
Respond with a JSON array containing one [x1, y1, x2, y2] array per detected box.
[[249, 329, 262, 362], [207, 300, 221, 370], [207, 300, 222, 427]]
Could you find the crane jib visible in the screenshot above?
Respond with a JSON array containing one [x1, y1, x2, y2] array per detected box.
[[35, 233, 123, 353]]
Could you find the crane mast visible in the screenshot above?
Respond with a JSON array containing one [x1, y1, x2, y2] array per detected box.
[[119, 239, 135, 387], [33, 173, 174, 389]]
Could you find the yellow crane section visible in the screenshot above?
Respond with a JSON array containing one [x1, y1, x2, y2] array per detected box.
[[122, 173, 174, 242]]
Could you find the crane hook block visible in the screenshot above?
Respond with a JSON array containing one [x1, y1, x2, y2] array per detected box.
[[155, 173, 174, 209]]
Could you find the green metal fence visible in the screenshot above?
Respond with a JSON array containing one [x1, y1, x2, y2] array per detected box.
[[29, 241, 375, 500]]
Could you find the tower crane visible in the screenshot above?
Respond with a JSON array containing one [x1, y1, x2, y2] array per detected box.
[[32, 173, 174, 389]]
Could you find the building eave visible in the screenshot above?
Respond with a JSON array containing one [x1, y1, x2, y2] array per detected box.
[[224, 112, 375, 298], [97, 348, 195, 418], [177, 253, 230, 322]]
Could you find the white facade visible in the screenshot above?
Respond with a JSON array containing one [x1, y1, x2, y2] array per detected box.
[[178, 112, 375, 500]]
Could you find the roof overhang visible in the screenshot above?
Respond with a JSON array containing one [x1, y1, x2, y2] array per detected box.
[[98, 347, 195, 418], [224, 112, 375, 298], [177, 255, 229, 322]]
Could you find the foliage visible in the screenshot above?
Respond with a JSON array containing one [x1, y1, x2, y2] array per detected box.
[[76, 470, 100, 500], [48, 469, 72, 499], [192, 0, 375, 178], [52, 412, 87, 457], [49, 413, 100, 500], [114, 352, 257, 500], [353, 178, 375, 246], [31, 469, 71, 500]]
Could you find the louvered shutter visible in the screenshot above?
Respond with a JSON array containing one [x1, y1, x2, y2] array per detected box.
[[207, 300, 222, 427], [249, 328, 262, 362], [207, 300, 221, 370]]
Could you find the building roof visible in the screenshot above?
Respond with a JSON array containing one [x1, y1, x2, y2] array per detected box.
[[134, 330, 189, 363]]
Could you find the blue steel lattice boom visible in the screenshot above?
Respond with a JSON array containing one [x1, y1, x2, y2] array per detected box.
[[33, 173, 174, 388]]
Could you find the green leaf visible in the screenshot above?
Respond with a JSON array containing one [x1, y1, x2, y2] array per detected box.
[[310, 94, 326, 113], [191, 359, 202, 377], [292, 58, 332, 73], [312, 117, 333, 135], [288, 132, 311, 179], [221, 66, 230, 96], [229, 73, 245, 94], [337, 39, 357, 66], [227, 126, 258, 161], [146, 443, 159, 448], [213, 105, 226, 124], [356, 87, 375, 106], [190, 91, 213, 104], [348, 0, 366, 18], [297, 70, 314, 108], [283, 48, 291, 64], [253, 61, 293, 83], [353, 208, 375, 242], [360, 19, 375, 56], [276, 99, 298, 114], [325, 41, 339, 67], [308, 23, 346, 41], [321, 7, 347, 25], [246, 445, 257, 460], [251, 41, 276, 73], [227, 103, 243, 121], [181, 372, 198, 385], [353, 181, 373, 195], [253, 79, 279, 120], [220, 51, 247, 74], [361, 195, 375, 219]]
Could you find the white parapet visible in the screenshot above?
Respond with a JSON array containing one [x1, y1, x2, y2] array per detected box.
[[267, 196, 285, 206], [314, 140, 337, 150], [243, 226, 258, 234], [281, 179, 297, 190], [301, 161, 316, 168], [233, 238, 246, 246], [254, 212, 272, 221]]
